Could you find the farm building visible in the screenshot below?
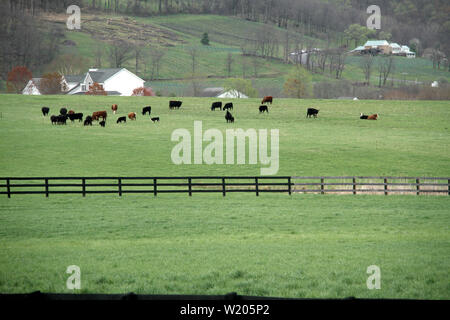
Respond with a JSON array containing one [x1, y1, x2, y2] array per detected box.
[[350, 40, 415, 58]]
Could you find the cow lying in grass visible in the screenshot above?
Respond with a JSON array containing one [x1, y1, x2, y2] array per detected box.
[[360, 113, 378, 120]]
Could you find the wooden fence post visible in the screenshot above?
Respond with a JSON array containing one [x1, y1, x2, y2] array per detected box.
[[288, 177, 292, 195], [45, 178, 49, 197], [255, 177, 259, 196], [222, 178, 226, 197], [188, 178, 192, 196], [82, 178, 86, 197], [118, 178, 122, 196], [384, 178, 388, 195], [320, 178, 324, 194], [153, 178, 157, 196], [416, 178, 420, 195], [353, 177, 356, 195], [6, 179, 10, 198]]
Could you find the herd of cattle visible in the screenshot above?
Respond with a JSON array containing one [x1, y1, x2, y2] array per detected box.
[[41, 96, 379, 126]]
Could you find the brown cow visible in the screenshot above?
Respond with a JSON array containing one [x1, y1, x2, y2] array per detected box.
[[128, 112, 136, 120], [367, 113, 378, 120], [68, 110, 75, 115], [261, 96, 273, 104], [111, 104, 118, 114], [92, 111, 107, 121]]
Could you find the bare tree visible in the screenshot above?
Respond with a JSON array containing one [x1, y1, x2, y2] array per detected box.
[[226, 53, 234, 77], [108, 40, 132, 68], [377, 56, 395, 87], [361, 54, 374, 84], [94, 43, 104, 68], [187, 47, 199, 74], [148, 46, 166, 80]]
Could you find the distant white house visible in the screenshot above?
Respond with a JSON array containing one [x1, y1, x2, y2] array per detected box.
[[217, 89, 248, 98], [23, 68, 145, 96], [22, 78, 43, 95], [22, 77, 68, 95]]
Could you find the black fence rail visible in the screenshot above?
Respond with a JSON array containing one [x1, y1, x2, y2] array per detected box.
[[0, 176, 448, 198], [292, 176, 450, 195], [0, 176, 292, 198]]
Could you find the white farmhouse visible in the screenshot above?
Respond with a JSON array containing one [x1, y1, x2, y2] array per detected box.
[[22, 68, 145, 96], [67, 68, 145, 96]]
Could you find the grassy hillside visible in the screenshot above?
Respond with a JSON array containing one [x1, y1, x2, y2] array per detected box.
[[36, 12, 450, 96]]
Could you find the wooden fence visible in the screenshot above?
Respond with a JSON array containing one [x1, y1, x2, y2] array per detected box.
[[0, 176, 448, 198]]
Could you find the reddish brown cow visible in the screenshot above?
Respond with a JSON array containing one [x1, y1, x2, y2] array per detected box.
[[68, 110, 75, 115], [367, 113, 378, 120], [128, 112, 136, 120], [111, 104, 118, 114], [92, 111, 107, 121], [261, 96, 273, 104]]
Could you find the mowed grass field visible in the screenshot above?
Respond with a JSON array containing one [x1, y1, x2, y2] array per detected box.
[[0, 94, 449, 298]]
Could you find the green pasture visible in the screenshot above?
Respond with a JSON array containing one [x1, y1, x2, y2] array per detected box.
[[0, 194, 449, 298], [0, 95, 449, 298], [0, 95, 449, 177]]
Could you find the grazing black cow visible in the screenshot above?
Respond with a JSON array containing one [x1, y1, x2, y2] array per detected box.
[[225, 111, 234, 123], [117, 116, 126, 124], [142, 106, 152, 115], [60, 108, 67, 116], [56, 114, 67, 125], [360, 113, 368, 119], [259, 105, 269, 113], [42, 107, 49, 116], [151, 117, 160, 122], [84, 118, 92, 126], [169, 100, 182, 109], [67, 113, 83, 122], [223, 103, 233, 111], [50, 115, 58, 125], [306, 108, 319, 118], [211, 101, 222, 111], [99, 121, 106, 127]]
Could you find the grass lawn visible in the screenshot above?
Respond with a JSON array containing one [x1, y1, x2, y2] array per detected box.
[[0, 193, 449, 298]]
